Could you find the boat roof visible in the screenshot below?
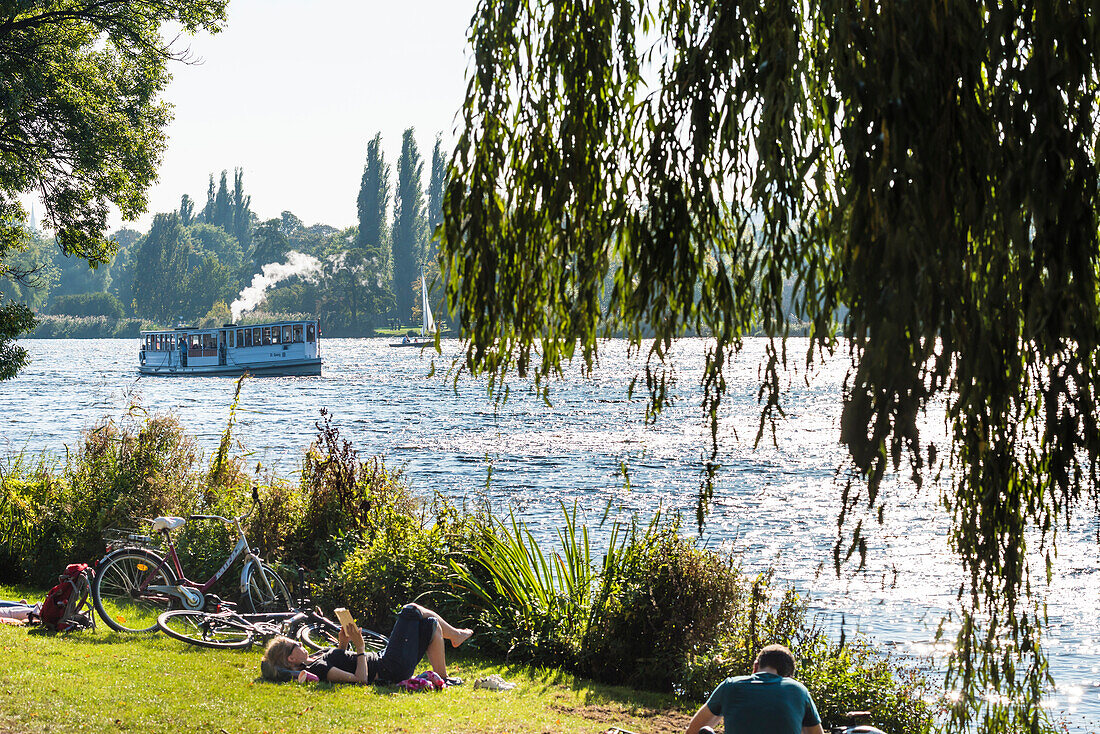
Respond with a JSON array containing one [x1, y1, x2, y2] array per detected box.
[[141, 319, 316, 336]]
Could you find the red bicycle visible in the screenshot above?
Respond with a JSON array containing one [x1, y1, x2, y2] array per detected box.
[[91, 487, 290, 633]]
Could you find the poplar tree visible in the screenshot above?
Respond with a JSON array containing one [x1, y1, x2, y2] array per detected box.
[[426, 134, 446, 270], [201, 174, 216, 224], [391, 128, 425, 326], [231, 167, 252, 253], [213, 170, 231, 231], [179, 194, 195, 226], [442, 2, 1100, 731], [356, 133, 391, 275]]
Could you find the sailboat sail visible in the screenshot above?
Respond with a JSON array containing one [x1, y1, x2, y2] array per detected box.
[[421, 276, 435, 336]]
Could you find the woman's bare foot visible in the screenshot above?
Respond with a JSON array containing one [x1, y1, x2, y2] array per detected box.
[[450, 628, 473, 647]]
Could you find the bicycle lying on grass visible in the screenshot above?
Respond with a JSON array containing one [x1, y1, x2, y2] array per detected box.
[[92, 487, 291, 633], [156, 603, 389, 651], [156, 568, 388, 651]]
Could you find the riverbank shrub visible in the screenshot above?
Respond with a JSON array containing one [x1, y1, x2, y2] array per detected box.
[[798, 635, 936, 734], [49, 293, 125, 319], [581, 529, 750, 690], [0, 454, 67, 582], [66, 413, 203, 564], [28, 314, 144, 338]]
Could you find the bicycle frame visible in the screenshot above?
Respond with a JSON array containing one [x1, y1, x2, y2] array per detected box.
[[103, 507, 275, 609]]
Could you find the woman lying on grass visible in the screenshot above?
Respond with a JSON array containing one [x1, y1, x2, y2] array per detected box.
[[262, 603, 472, 686]]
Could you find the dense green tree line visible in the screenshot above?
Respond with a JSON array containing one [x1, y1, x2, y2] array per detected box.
[[1, 126, 447, 335]]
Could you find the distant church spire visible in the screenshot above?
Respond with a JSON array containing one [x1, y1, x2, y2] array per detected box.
[[29, 204, 36, 233]]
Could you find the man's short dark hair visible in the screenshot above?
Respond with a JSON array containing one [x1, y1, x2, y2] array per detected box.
[[755, 644, 796, 677]]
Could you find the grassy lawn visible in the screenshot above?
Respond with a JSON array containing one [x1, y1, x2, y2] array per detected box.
[[0, 585, 688, 734]]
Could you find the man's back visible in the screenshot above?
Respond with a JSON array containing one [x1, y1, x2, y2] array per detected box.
[[706, 672, 820, 734]]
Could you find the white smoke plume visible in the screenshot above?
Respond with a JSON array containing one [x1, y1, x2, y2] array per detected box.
[[231, 251, 321, 322]]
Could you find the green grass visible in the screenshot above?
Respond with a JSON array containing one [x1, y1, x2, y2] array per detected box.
[[0, 585, 688, 734]]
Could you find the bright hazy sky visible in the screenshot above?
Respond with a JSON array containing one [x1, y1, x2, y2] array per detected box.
[[115, 0, 479, 233]]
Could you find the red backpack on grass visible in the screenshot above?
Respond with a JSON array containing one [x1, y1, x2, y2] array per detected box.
[[35, 563, 96, 632]]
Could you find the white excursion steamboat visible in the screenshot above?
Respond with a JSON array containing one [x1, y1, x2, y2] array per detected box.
[[138, 320, 322, 376]]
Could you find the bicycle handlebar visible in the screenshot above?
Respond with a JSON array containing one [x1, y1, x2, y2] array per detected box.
[[187, 487, 260, 527]]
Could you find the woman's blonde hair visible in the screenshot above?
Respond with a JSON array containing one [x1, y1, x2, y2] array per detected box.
[[263, 636, 298, 670]]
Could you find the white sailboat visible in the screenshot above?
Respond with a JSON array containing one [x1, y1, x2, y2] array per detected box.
[[390, 274, 436, 347]]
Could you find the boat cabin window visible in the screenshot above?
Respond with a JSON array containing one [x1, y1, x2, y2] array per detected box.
[[271, 327, 281, 345], [236, 329, 244, 347], [281, 325, 291, 343], [307, 324, 315, 342], [245, 329, 253, 347], [260, 327, 269, 345], [293, 325, 303, 342], [252, 327, 261, 345]]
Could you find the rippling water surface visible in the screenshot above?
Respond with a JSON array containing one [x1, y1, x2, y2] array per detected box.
[[3, 337, 1098, 730]]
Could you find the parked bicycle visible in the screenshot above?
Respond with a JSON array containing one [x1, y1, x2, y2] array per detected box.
[[156, 568, 388, 652], [92, 487, 291, 633]]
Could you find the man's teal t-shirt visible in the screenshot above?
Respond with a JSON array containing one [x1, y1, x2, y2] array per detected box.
[[705, 672, 821, 734]]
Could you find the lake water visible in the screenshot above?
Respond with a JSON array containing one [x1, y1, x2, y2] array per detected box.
[[3, 337, 1098, 730]]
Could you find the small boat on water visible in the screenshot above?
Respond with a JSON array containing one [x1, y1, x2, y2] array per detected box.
[[390, 275, 437, 348], [138, 320, 322, 376]]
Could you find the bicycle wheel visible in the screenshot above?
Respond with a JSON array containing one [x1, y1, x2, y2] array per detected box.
[[93, 549, 178, 633], [298, 621, 388, 653], [158, 610, 255, 649], [243, 562, 292, 614]]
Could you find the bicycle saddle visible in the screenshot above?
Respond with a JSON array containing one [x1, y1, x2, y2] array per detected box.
[[150, 516, 186, 532]]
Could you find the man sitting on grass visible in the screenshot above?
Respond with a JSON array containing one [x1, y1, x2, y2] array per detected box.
[[686, 644, 824, 734], [262, 603, 471, 686]]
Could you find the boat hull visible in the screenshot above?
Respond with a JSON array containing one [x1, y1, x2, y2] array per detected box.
[[138, 358, 322, 377], [389, 340, 433, 348]]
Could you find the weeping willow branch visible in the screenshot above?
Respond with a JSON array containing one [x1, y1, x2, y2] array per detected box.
[[440, 1, 1100, 731]]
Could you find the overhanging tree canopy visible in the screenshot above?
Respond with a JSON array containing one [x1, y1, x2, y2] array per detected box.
[[0, 0, 227, 374], [440, 2, 1100, 731]]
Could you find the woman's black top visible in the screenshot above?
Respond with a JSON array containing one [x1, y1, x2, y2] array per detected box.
[[305, 648, 380, 682]]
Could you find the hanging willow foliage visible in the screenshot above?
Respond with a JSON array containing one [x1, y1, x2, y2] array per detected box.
[[440, 2, 1100, 732]]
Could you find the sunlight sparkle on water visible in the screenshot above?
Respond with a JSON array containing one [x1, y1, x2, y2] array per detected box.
[[1, 336, 1097, 731]]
